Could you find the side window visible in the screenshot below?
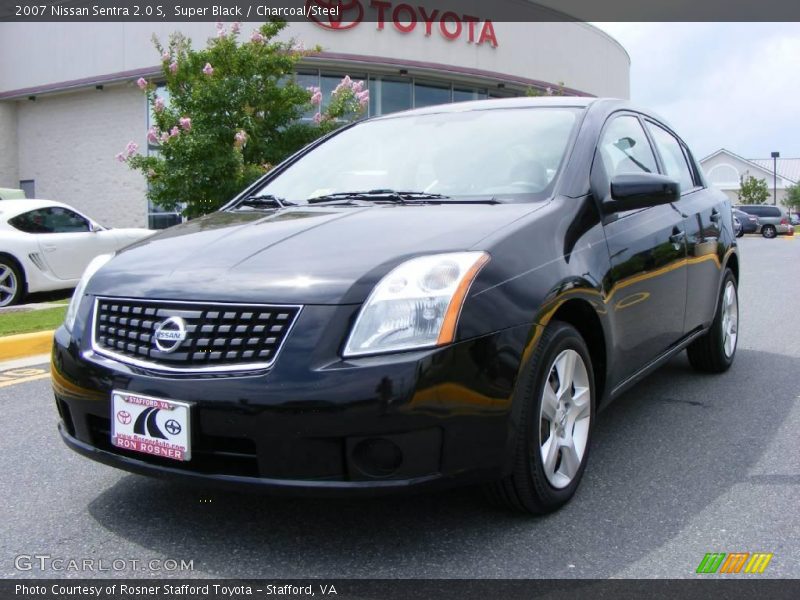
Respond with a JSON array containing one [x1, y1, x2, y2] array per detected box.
[[597, 115, 658, 179], [681, 144, 703, 188], [646, 123, 696, 194], [45, 207, 91, 233], [9, 209, 53, 234], [8, 207, 90, 234]]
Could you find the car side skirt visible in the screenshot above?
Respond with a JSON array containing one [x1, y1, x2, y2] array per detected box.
[[608, 326, 708, 400]]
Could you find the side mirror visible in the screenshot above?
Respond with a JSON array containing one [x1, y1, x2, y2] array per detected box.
[[604, 173, 680, 214], [89, 222, 102, 232]]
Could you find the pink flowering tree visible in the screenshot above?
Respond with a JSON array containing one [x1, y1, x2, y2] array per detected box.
[[122, 20, 368, 219]]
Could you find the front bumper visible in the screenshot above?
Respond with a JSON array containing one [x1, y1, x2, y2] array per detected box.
[[52, 305, 537, 494]]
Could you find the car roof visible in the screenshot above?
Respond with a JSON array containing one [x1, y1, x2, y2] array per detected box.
[[372, 96, 603, 120], [736, 204, 780, 210], [0, 199, 70, 221], [367, 96, 677, 136]]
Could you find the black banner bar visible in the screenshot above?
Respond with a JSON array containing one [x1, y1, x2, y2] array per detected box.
[[4, 580, 800, 600], [3, 0, 800, 22]]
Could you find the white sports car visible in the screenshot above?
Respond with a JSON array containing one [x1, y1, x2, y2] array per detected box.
[[0, 199, 154, 307]]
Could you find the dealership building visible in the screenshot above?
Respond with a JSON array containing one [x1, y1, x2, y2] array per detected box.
[[0, 9, 629, 229], [700, 148, 799, 206]]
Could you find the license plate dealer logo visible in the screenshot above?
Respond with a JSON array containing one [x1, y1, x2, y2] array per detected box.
[[111, 392, 192, 461]]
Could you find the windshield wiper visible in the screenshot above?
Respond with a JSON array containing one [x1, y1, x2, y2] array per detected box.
[[235, 194, 296, 209], [306, 190, 451, 205]]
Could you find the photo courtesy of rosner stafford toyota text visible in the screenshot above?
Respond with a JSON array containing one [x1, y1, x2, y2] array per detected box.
[[0, 0, 798, 598]]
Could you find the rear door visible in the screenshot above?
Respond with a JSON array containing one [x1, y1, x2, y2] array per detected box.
[[645, 121, 725, 334], [595, 114, 688, 383]]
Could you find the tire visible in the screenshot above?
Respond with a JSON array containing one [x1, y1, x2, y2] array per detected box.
[[486, 321, 594, 514], [686, 269, 738, 373], [736, 230, 744, 238], [0, 257, 25, 307], [762, 225, 777, 239]]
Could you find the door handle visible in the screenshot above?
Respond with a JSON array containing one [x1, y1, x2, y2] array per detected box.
[[710, 209, 721, 222], [670, 228, 686, 244], [42, 244, 57, 252]]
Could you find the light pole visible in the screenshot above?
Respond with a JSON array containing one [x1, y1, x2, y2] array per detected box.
[[771, 151, 780, 205]]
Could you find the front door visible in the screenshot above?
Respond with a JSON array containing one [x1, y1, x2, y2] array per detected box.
[[34, 207, 114, 280], [595, 114, 688, 383]]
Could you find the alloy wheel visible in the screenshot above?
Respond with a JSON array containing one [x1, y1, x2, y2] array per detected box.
[[0, 265, 18, 307], [721, 280, 738, 358], [539, 349, 592, 489]]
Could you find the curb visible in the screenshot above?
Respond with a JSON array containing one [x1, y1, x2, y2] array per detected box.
[[0, 330, 54, 362]]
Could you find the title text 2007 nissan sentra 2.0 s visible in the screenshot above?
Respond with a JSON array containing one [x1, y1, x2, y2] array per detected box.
[[52, 98, 739, 514]]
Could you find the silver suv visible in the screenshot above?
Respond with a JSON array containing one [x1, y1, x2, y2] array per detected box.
[[735, 204, 791, 238]]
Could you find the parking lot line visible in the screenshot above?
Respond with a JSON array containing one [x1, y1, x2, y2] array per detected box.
[[0, 368, 50, 388]]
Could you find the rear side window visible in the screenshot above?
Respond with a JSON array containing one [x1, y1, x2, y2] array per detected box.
[[738, 206, 761, 216], [597, 115, 658, 178], [646, 123, 696, 194], [9, 209, 52, 234], [739, 206, 778, 217], [9, 207, 90, 234]]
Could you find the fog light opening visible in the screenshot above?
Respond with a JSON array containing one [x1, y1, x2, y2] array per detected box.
[[352, 438, 403, 478]]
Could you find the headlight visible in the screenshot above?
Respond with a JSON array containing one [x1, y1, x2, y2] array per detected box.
[[64, 253, 113, 333], [343, 252, 490, 357]]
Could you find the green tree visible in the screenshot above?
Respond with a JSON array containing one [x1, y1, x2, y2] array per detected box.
[[120, 20, 368, 219], [737, 175, 770, 205], [784, 182, 800, 212]]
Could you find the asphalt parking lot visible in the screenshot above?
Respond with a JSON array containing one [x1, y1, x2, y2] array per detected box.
[[1, 235, 798, 579]]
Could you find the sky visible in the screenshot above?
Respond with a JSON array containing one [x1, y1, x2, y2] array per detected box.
[[593, 23, 800, 160]]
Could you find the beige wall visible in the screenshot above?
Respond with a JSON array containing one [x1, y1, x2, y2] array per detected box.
[[0, 102, 18, 188], [16, 85, 148, 228]]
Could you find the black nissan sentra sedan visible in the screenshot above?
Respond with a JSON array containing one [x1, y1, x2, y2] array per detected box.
[[53, 98, 739, 514]]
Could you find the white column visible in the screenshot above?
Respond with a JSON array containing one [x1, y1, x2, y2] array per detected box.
[[0, 101, 19, 188]]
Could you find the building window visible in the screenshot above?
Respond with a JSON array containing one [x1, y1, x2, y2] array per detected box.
[[414, 81, 452, 108], [453, 87, 488, 103], [19, 180, 35, 199], [371, 77, 413, 116]]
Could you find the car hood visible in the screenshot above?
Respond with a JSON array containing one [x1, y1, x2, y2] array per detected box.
[[89, 203, 543, 304], [112, 227, 155, 238], [110, 228, 156, 244]]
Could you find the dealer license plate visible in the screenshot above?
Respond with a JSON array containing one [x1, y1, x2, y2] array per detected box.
[[111, 391, 192, 461]]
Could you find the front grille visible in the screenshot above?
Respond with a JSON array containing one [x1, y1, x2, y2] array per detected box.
[[92, 298, 301, 372]]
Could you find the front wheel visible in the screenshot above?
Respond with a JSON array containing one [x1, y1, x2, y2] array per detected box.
[[762, 225, 777, 239], [686, 269, 738, 373], [486, 321, 594, 514]]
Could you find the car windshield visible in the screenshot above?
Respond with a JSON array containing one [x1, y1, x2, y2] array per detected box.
[[251, 107, 581, 205]]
